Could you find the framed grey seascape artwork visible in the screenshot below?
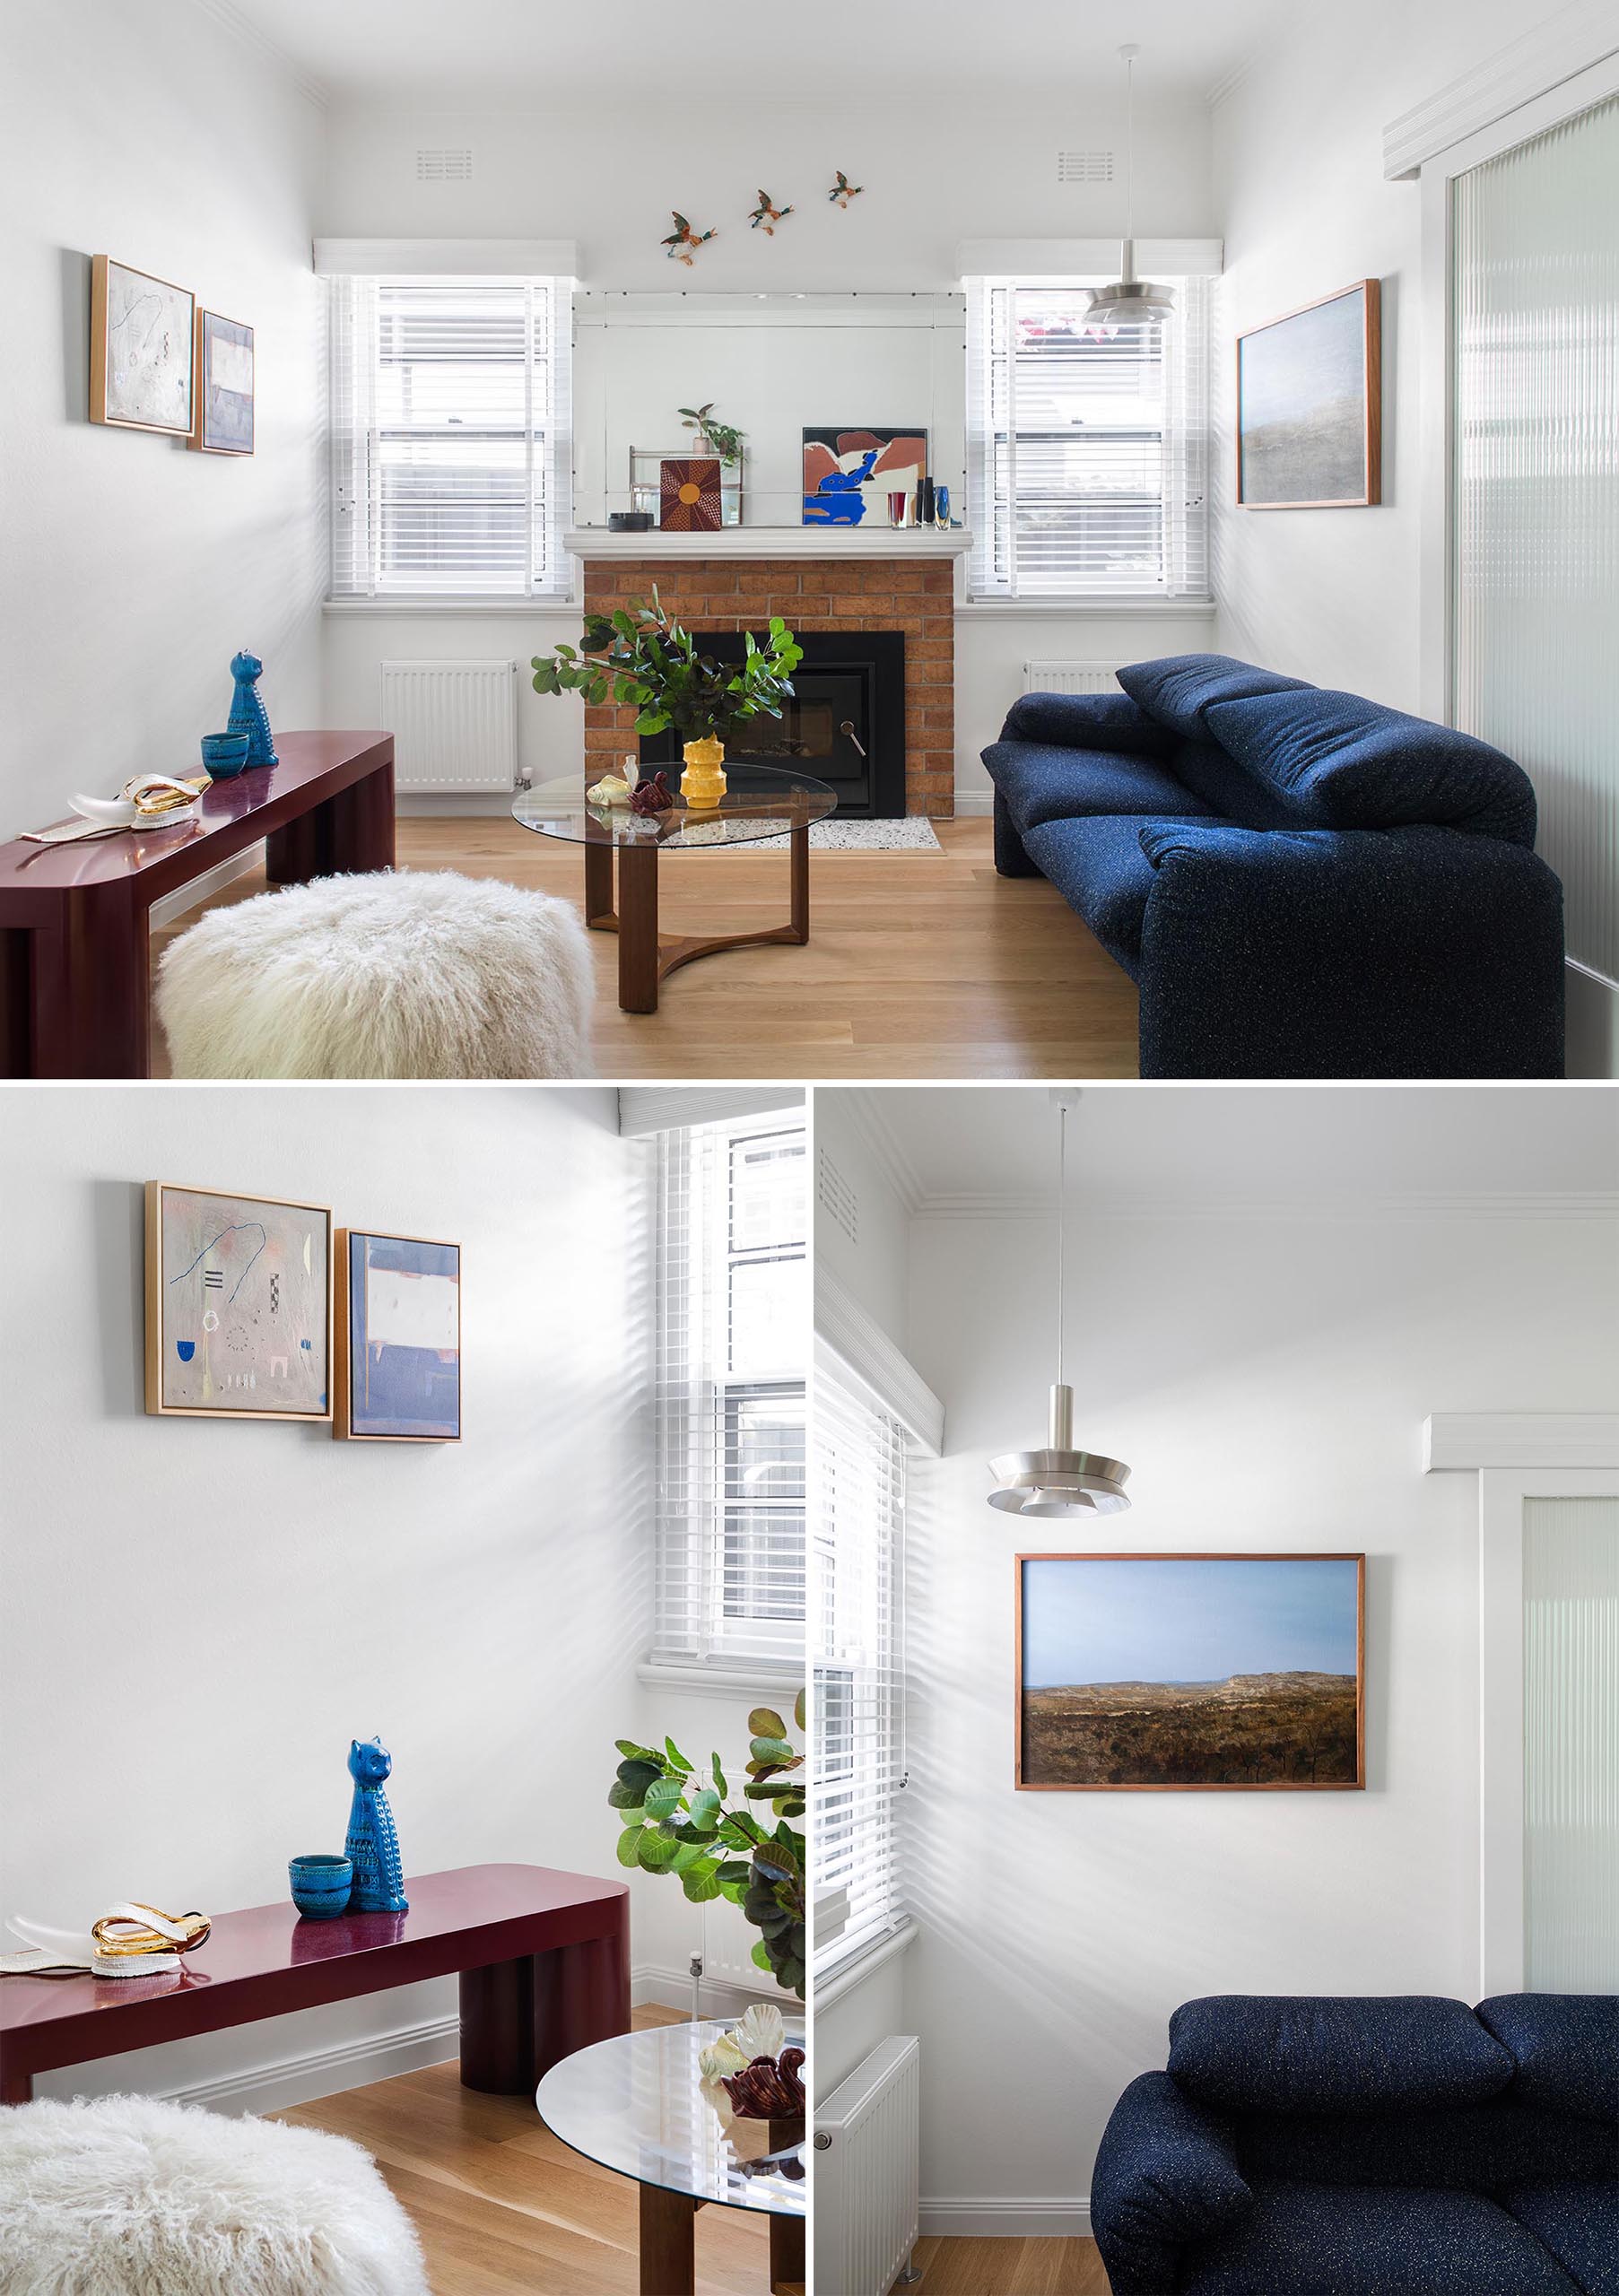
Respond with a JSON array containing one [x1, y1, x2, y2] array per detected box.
[[1237, 280, 1381, 509], [91, 255, 195, 437], [192, 310, 254, 455], [144, 1183, 333, 1422]]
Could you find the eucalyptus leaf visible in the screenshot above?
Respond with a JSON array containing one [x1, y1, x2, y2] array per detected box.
[[748, 1709, 788, 1739]]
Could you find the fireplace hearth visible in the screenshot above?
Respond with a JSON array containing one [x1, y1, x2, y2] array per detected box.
[[638, 631, 905, 818]]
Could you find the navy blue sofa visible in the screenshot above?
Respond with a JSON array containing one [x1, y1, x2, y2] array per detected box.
[[1092, 1994, 1619, 2296], [982, 655, 1565, 1078]]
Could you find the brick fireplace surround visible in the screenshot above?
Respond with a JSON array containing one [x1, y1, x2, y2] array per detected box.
[[570, 533, 967, 818]]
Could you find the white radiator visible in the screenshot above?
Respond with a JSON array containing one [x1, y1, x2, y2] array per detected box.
[[816, 2036, 920, 2296], [379, 660, 516, 794], [1023, 659, 1124, 694]]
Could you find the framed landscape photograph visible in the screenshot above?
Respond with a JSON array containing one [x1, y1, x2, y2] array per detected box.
[[1016, 1552, 1365, 1790], [91, 255, 195, 437], [1236, 280, 1380, 509], [144, 1184, 332, 1421], [335, 1231, 461, 1442], [191, 309, 254, 455]]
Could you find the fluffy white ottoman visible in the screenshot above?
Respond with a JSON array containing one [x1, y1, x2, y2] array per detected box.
[[157, 870, 595, 1079], [0, 2094, 429, 2296]]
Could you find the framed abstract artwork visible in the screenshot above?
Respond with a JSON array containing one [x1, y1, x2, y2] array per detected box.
[[658, 457, 723, 531], [335, 1231, 461, 1442], [91, 256, 195, 438], [1236, 280, 1381, 509], [803, 428, 927, 526], [191, 310, 254, 455], [1015, 1552, 1365, 1791], [144, 1184, 333, 1421]]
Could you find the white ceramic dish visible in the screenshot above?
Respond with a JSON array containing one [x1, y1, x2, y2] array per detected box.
[[70, 792, 200, 830]]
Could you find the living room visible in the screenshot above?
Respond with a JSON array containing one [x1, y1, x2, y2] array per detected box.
[[4, 0, 1613, 1082]]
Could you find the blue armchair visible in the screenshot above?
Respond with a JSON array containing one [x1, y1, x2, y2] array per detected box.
[[1091, 1994, 1619, 2296], [981, 656, 1565, 1079]]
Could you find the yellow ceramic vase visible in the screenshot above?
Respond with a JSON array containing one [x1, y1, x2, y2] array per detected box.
[[681, 735, 727, 809]]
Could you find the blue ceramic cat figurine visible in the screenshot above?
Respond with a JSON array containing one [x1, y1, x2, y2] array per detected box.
[[344, 1737, 408, 1914], [227, 649, 278, 768]]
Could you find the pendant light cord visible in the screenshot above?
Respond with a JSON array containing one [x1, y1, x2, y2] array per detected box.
[[1125, 51, 1135, 252]]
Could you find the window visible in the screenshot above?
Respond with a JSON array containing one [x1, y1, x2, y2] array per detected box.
[[327, 274, 571, 598], [652, 1115, 807, 1670], [812, 1363, 906, 1975], [966, 276, 1209, 599]]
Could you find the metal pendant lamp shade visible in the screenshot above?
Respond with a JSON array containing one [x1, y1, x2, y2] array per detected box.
[[1083, 46, 1176, 326], [987, 1096, 1131, 1518]]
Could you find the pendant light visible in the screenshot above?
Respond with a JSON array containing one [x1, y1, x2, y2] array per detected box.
[[988, 1092, 1131, 1518], [1083, 45, 1177, 326]]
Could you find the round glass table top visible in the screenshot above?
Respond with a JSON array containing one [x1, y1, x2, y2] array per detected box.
[[535, 2019, 805, 2216], [513, 765, 835, 850]]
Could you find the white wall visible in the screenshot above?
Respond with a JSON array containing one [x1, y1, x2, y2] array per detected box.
[[0, 0, 327, 832], [0, 1083, 649, 2109], [899, 1195, 1619, 2222]]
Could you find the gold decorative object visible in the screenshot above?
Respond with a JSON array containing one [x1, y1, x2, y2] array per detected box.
[[681, 735, 727, 808], [90, 1903, 212, 1959]]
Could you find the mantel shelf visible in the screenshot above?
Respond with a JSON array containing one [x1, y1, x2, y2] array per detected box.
[[565, 526, 972, 561]]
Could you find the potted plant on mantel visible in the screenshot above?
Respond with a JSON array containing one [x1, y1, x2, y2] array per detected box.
[[531, 589, 802, 808]]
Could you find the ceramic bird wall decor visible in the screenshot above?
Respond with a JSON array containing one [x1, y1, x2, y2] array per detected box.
[[749, 189, 794, 234], [663, 212, 718, 265], [828, 170, 864, 208]]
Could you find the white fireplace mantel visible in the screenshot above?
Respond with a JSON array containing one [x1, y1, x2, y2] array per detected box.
[[564, 526, 972, 561]]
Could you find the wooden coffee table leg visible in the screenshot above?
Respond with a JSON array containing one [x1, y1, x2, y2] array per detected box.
[[583, 839, 614, 927], [789, 820, 809, 944], [616, 842, 659, 1013], [770, 2213, 805, 2292], [640, 2185, 697, 2296]]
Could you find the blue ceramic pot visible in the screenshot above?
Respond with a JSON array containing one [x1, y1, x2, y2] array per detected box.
[[201, 732, 251, 780], [289, 1853, 353, 1919]]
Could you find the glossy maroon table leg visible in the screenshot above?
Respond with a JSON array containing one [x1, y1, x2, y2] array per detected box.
[[18, 882, 149, 1079], [458, 1921, 631, 2093], [265, 760, 396, 884]]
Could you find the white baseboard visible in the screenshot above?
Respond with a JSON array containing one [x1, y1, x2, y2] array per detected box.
[[147, 841, 265, 932], [951, 791, 995, 815], [157, 2012, 459, 2118], [632, 1961, 798, 2020], [919, 2196, 1092, 2239]]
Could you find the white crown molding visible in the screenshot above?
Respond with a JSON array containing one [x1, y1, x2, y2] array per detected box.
[[189, 0, 327, 109], [1423, 1413, 1619, 1471], [912, 1190, 1619, 1223], [919, 2196, 1092, 2239], [617, 1085, 805, 1138], [836, 1093, 926, 1219], [1383, 0, 1619, 177]]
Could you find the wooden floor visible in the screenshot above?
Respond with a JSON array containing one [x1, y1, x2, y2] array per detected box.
[[908, 2235, 1112, 2295], [148, 815, 1139, 1080], [274, 2005, 784, 2296]]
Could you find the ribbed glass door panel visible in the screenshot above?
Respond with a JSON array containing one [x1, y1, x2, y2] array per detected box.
[[1522, 1498, 1619, 1990], [1453, 96, 1619, 985]]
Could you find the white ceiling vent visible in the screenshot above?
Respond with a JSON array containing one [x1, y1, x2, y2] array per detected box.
[[818, 1144, 858, 1247], [417, 147, 473, 182], [1057, 148, 1115, 184]]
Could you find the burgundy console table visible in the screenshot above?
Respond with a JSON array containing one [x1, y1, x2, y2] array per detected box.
[[0, 730, 395, 1079], [0, 1863, 628, 2106]]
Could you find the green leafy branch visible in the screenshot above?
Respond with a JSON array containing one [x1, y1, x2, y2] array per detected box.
[[531, 589, 802, 748], [609, 1695, 806, 1998], [679, 402, 745, 465]]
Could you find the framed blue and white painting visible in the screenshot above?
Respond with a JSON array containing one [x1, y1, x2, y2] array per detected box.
[[191, 310, 254, 456], [335, 1231, 461, 1442], [1237, 280, 1380, 509]]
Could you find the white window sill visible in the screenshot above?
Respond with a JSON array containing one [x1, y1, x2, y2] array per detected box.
[[323, 596, 580, 616], [636, 1659, 802, 1700], [955, 596, 1216, 619], [814, 1918, 918, 2008]]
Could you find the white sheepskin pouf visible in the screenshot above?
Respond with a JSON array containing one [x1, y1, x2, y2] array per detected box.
[[0, 2094, 429, 2296], [156, 870, 595, 1079]]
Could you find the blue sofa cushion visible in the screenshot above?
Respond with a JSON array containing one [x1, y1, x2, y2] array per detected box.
[[1168, 737, 1300, 831], [1477, 1995, 1619, 2121], [1231, 2100, 1619, 2194], [1117, 653, 1311, 740], [1181, 2181, 1585, 2296], [1204, 685, 1538, 845], [1023, 813, 1159, 973], [982, 739, 1211, 839], [1503, 2182, 1619, 2296], [999, 689, 1177, 757], [1168, 1997, 1515, 2116]]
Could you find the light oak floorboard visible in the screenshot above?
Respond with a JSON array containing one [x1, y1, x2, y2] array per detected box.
[[906, 2235, 1112, 2295], [148, 817, 1139, 1081], [273, 2005, 788, 2296]]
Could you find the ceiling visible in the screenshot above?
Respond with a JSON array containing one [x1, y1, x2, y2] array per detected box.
[[219, 0, 1290, 102], [845, 1087, 1619, 1213]]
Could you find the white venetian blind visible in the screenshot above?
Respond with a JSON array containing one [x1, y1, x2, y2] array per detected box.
[[328, 274, 571, 597], [1453, 92, 1619, 985], [651, 1115, 806, 1670], [812, 1363, 906, 1976], [1523, 1496, 1619, 1990], [966, 276, 1209, 599]]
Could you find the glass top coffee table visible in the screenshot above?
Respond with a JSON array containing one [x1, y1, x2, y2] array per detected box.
[[535, 2018, 805, 2296], [513, 766, 836, 1014]]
